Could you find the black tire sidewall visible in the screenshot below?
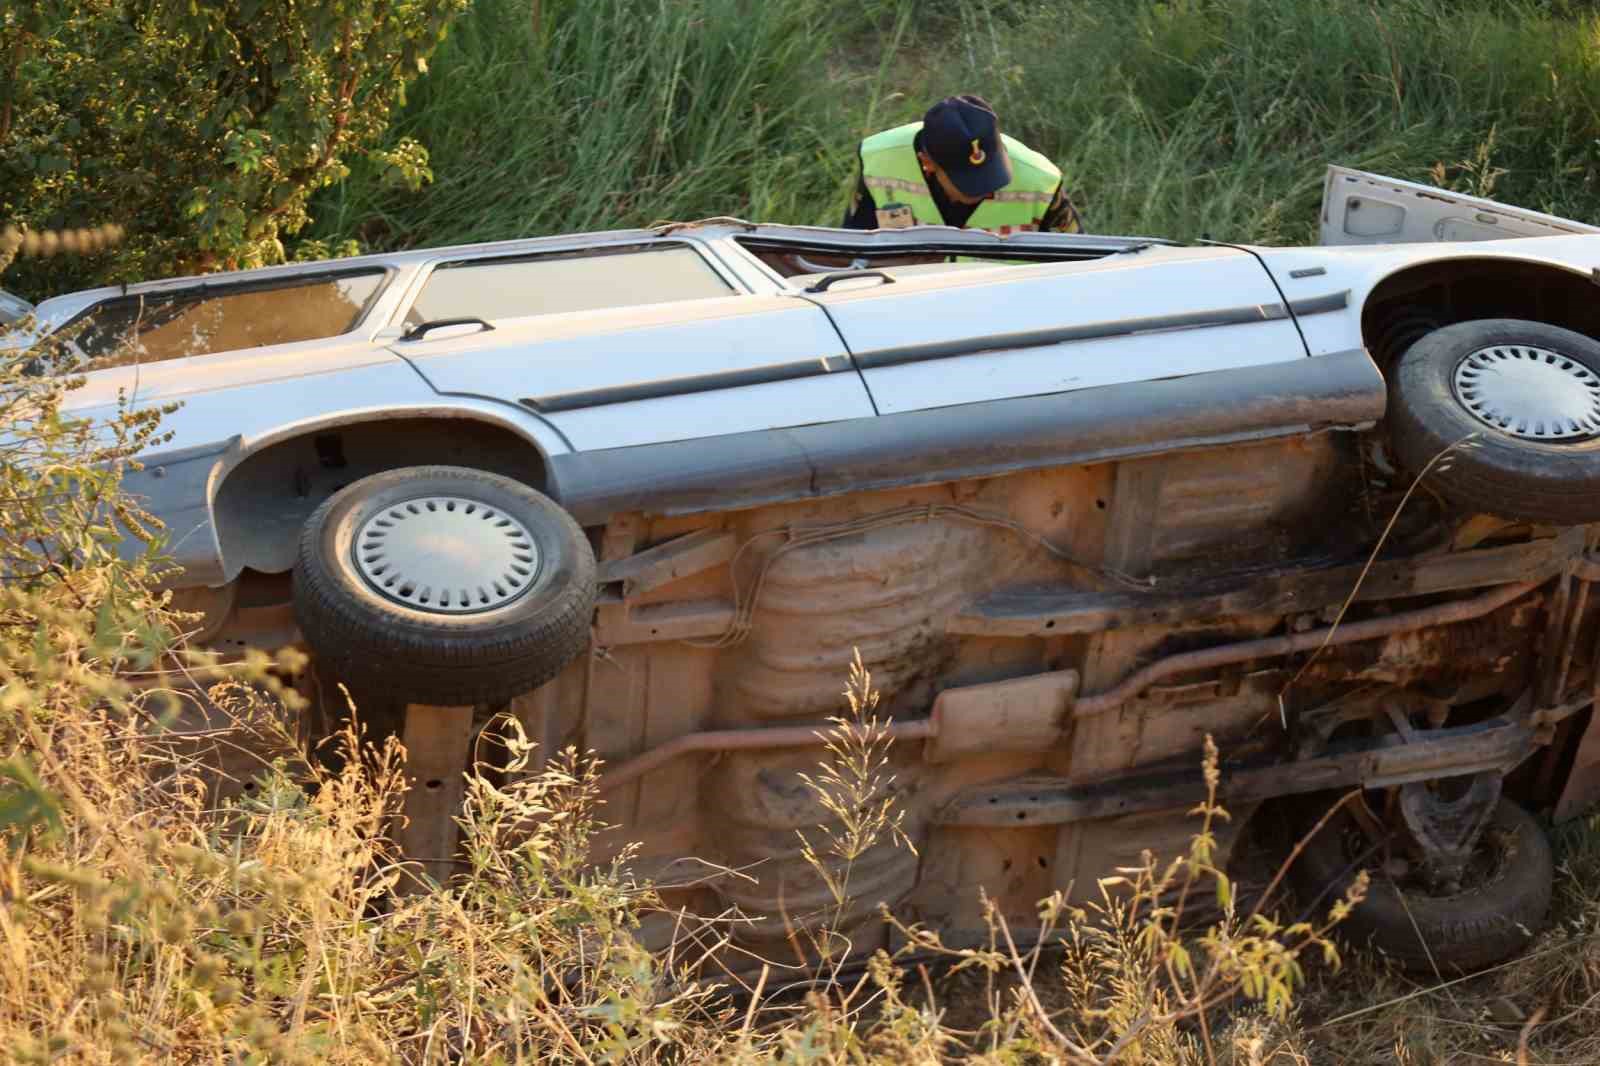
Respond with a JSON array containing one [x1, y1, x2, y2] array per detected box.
[[1389, 318, 1600, 521], [313, 467, 586, 642], [1290, 793, 1552, 973], [292, 465, 596, 704]]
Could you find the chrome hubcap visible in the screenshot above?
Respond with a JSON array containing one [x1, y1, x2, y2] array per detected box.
[[354, 495, 540, 613], [1453, 345, 1600, 441]]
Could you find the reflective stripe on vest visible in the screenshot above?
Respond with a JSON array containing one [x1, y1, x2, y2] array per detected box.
[[858, 121, 1061, 235]]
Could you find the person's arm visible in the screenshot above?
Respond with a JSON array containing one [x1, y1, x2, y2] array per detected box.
[[840, 156, 878, 230], [1038, 179, 1085, 234]]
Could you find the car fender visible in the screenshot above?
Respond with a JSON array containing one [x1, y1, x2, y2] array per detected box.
[[1249, 236, 1600, 359], [81, 361, 572, 589]]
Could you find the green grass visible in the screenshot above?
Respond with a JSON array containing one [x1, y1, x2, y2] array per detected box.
[[308, 0, 1600, 254], [308, 0, 900, 250]]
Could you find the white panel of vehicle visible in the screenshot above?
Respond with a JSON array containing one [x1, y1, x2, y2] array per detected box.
[[62, 360, 440, 452], [805, 246, 1309, 415], [59, 337, 391, 412], [1320, 165, 1600, 247], [396, 294, 875, 451], [1254, 234, 1600, 359]]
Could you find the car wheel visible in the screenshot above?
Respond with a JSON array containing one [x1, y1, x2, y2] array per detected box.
[[291, 465, 596, 708], [1388, 318, 1600, 525], [1289, 793, 1552, 974]]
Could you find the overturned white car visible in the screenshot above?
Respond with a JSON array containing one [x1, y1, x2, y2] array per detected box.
[[24, 165, 1600, 973]]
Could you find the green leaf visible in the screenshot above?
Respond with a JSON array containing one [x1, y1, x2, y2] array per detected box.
[[0, 755, 65, 851]]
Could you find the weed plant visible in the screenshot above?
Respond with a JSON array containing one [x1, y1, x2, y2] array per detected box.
[[0, 274, 1363, 1059], [309, 0, 1600, 255]]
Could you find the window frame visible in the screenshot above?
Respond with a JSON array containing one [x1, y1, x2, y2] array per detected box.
[[387, 237, 753, 332], [53, 264, 395, 366], [722, 231, 1166, 292]]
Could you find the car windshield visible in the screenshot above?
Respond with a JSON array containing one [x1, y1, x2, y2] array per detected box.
[[57, 269, 388, 367]]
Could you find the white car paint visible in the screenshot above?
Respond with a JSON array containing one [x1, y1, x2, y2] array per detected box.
[[802, 245, 1309, 415], [398, 291, 874, 450], [1318, 165, 1600, 246], [14, 164, 1600, 591], [1246, 166, 1600, 358], [1254, 232, 1600, 359]]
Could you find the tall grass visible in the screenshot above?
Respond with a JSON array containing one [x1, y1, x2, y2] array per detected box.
[[935, 0, 1600, 243], [308, 0, 890, 251], [309, 0, 1600, 252]]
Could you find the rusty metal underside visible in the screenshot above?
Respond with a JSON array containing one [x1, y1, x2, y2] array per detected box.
[[173, 435, 1600, 964]]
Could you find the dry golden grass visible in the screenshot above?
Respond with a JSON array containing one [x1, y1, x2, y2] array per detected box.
[[5, 284, 1600, 1064], [1, 633, 1372, 1065]]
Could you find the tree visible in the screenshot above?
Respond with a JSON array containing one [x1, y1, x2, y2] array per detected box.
[[0, 0, 470, 300]]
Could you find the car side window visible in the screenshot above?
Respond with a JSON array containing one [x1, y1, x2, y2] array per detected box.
[[403, 242, 734, 327], [65, 269, 387, 366]]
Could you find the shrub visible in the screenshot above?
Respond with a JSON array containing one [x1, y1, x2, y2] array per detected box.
[[0, 0, 471, 301]]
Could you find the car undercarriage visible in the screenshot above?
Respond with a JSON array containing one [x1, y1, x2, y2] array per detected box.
[[166, 415, 1600, 976]]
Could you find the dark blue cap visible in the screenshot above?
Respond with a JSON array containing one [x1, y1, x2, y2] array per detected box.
[[921, 94, 1013, 198]]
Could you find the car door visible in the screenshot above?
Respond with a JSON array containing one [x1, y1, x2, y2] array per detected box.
[[389, 237, 875, 451], [1320, 165, 1600, 246], [795, 245, 1310, 416]]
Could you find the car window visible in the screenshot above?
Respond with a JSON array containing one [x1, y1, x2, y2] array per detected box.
[[732, 234, 1122, 286], [63, 269, 387, 367], [0, 289, 32, 325], [403, 242, 734, 326]]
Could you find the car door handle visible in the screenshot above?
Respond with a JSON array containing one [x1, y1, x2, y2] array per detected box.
[[400, 316, 496, 341], [804, 270, 895, 293]]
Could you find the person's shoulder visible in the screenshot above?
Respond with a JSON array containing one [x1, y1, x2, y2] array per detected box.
[[1000, 133, 1062, 184], [861, 121, 923, 153]]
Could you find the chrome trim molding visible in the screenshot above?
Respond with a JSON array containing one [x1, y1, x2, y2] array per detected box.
[[523, 354, 856, 413], [1286, 290, 1351, 317], [852, 303, 1293, 371]]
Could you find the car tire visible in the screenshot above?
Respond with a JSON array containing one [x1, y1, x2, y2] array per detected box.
[[1387, 318, 1600, 525], [1289, 793, 1552, 974], [291, 465, 596, 708]]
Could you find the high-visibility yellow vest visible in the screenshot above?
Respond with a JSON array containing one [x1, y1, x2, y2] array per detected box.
[[859, 121, 1061, 235]]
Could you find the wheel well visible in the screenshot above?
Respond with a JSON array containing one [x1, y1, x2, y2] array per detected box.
[[1361, 258, 1600, 369], [212, 417, 552, 577]]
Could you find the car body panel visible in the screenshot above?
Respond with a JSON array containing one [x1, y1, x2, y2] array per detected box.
[[85, 360, 576, 586], [62, 333, 397, 411], [398, 291, 874, 450], [1251, 233, 1600, 359], [800, 245, 1311, 414], [550, 346, 1386, 525], [1319, 165, 1600, 246]]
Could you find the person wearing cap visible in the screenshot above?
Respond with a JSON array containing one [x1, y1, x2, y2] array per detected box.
[[841, 95, 1084, 235]]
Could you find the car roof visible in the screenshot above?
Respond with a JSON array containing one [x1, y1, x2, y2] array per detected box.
[[29, 219, 1172, 312]]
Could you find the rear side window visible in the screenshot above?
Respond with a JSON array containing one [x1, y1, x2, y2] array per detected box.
[[404, 243, 733, 327], [66, 269, 387, 366], [0, 289, 31, 325]]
